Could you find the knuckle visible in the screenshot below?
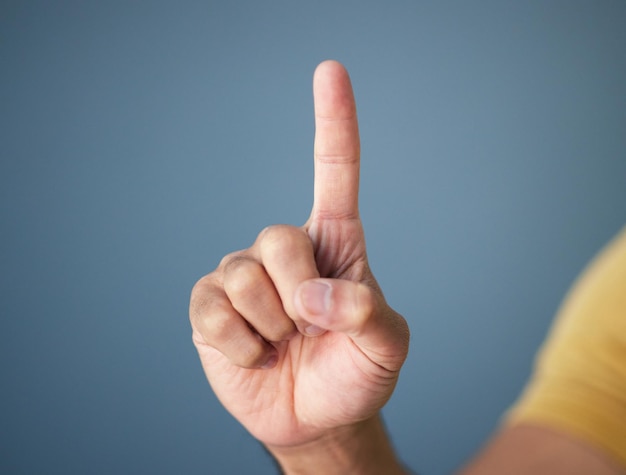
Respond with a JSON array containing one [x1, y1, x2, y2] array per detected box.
[[190, 272, 212, 297], [218, 250, 245, 270], [189, 275, 217, 322], [222, 257, 261, 298], [204, 305, 236, 344], [191, 296, 231, 342], [354, 283, 377, 322], [189, 281, 204, 312], [259, 224, 309, 260], [260, 224, 294, 245]]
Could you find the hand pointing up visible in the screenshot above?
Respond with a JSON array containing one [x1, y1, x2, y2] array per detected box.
[[189, 61, 410, 474]]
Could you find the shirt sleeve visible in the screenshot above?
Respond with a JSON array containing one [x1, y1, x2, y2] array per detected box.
[[506, 226, 626, 469]]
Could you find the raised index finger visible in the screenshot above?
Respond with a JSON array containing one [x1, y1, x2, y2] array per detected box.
[[310, 60, 361, 221]]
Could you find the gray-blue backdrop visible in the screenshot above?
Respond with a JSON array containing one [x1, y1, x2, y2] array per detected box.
[[2, 1, 625, 474]]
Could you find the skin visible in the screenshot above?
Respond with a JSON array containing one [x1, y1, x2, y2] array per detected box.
[[189, 61, 410, 473], [460, 424, 624, 475], [189, 60, 624, 475]]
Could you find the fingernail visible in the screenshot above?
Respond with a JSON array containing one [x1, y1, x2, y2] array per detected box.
[[261, 354, 278, 370], [299, 281, 332, 316], [304, 324, 325, 337]]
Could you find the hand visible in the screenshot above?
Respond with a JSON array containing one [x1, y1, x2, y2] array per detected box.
[[189, 61, 410, 467]]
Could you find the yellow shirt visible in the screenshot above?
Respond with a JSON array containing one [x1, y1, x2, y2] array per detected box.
[[507, 227, 626, 469]]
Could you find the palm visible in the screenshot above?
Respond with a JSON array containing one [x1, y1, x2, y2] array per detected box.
[[197, 313, 395, 447]]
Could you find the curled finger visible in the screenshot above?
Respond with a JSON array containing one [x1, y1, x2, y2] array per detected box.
[[190, 277, 278, 369]]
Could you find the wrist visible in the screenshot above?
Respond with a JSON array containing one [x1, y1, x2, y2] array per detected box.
[[266, 414, 408, 475]]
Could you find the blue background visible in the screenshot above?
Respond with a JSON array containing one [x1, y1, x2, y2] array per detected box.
[[2, 1, 625, 474]]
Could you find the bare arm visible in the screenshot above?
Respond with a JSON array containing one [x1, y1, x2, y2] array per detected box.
[[461, 228, 626, 475], [459, 424, 623, 475]]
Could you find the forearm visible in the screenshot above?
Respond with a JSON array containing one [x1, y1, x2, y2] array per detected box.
[[458, 424, 623, 475], [266, 414, 409, 475], [460, 227, 626, 475]]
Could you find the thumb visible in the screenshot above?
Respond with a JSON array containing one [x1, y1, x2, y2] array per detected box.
[[294, 278, 409, 372]]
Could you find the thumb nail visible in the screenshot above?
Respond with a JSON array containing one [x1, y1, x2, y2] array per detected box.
[[303, 324, 325, 337], [299, 280, 332, 316]]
